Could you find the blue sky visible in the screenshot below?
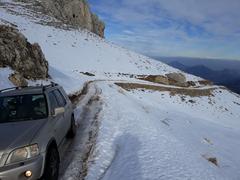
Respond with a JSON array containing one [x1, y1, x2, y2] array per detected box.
[[88, 0, 240, 60]]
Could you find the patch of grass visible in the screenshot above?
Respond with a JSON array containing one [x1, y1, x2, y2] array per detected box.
[[115, 83, 216, 97]]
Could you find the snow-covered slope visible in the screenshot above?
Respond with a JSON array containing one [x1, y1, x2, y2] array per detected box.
[[0, 0, 200, 93], [1, 1, 240, 180], [86, 81, 240, 180]]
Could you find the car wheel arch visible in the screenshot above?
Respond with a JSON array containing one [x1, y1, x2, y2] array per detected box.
[[46, 138, 59, 158], [41, 138, 60, 179]]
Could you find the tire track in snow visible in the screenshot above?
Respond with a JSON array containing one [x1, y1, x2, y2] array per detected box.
[[59, 81, 103, 180]]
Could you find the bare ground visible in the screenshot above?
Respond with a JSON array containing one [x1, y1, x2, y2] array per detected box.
[[115, 82, 217, 97], [59, 82, 102, 180]]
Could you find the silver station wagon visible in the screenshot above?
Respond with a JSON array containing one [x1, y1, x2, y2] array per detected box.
[[0, 83, 76, 180]]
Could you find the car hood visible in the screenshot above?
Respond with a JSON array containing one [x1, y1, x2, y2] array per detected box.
[[0, 119, 48, 155]]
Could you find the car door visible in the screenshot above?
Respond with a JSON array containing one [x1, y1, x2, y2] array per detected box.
[[53, 89, 71, 137], [48, 91, 66, 145]]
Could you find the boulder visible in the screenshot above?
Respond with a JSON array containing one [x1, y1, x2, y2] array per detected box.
[[166, 73, 186, 83], [198, 80, 213, 86], [187, 81, 196, 87], [0, 25, 48, 80], [154, 75, 169, 85], [166, 73, 188, 87], [138, 75, 169, 85]]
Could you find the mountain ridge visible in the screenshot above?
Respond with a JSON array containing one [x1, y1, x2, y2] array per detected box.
[[168, 61, 240, 94], [12, 0, 105, 37]]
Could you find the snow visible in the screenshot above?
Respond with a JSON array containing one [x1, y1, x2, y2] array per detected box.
[[86, 81, 240, 180], [1, 1, 240, 180], [0, 67, 14, 89]]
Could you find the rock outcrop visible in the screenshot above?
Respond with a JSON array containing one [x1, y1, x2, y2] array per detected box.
[[138, 75, 169, 85], [8, 72, 28, 87], [137, 73, 192, 87], [0, 25, 49, 82], [166, 73, 188, 87], [38, 0, 105, 37]]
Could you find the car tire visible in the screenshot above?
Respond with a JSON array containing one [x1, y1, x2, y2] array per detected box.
[[67, 115, 76, 138], [41, 146, 60, 180]]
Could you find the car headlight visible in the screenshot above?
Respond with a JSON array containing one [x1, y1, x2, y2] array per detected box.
[[6, 144, 39, 165]]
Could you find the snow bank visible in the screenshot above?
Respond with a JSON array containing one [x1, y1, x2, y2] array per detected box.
[[86, 81, 240, 180]]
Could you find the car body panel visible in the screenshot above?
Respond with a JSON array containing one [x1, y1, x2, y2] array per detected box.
[[0, 155, 44, 180], [0, 84, 74, 179], [0, 119, 47, 167]]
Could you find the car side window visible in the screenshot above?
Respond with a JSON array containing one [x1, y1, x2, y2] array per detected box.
[[48, 92, 59, 115], [53, 89, 67, 107]]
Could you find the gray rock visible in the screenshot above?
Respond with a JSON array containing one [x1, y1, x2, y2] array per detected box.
[[166, 73, 186, 82], [91, 14, 105, 38], [166, 73, 188, 87], [154, 75, 169, 85], [137, 75, 169, 85], [0, 25, 48, 80]]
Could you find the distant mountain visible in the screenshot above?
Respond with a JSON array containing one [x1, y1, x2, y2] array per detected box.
[[168, 61, 240, 94], [168, 61, 187, 70], [222, 78, 240, 94], [186, 65, 214, 77], [156, 56, 240, 71]]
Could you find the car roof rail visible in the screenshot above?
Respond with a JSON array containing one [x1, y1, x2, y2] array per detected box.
[[50, 81, 58, 86], [42, 82, 59, 91], [0, 82, 59, 93], [0, 86, 28, 93]]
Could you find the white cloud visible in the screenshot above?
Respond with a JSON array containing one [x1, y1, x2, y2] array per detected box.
[[123, 30, 135, 35], [91, 0, 240, 35], [89, 0, 240, 59]]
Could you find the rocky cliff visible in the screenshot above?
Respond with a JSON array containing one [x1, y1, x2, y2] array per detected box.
[[37, 0, 105, 37], [0, 25, 48, 85]]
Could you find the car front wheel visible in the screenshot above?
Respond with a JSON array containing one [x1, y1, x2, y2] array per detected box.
[[41, 146, 60, 180]]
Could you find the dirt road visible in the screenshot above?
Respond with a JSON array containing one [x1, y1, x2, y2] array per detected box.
[[59, 82, 102, 180]]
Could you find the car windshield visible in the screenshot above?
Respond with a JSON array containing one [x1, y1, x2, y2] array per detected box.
[[0, 94, 48, 123]]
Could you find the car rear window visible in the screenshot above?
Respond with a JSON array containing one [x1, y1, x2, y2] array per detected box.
[[54, 89, 67, 107], [0, 94, 48, 123], [48, 90, 67, 115], [48, 91, 59, 115]]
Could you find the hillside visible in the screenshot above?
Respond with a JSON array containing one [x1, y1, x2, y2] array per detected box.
[[1, 1, 240, 180], [0, 0, 201, 93]]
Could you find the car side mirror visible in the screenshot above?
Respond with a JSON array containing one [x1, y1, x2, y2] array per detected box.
[[53, 107, 65, 117]]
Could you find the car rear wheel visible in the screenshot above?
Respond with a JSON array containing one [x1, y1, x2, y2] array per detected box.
[[67, 115, 76, 138], [41, 146, 60, 180]]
